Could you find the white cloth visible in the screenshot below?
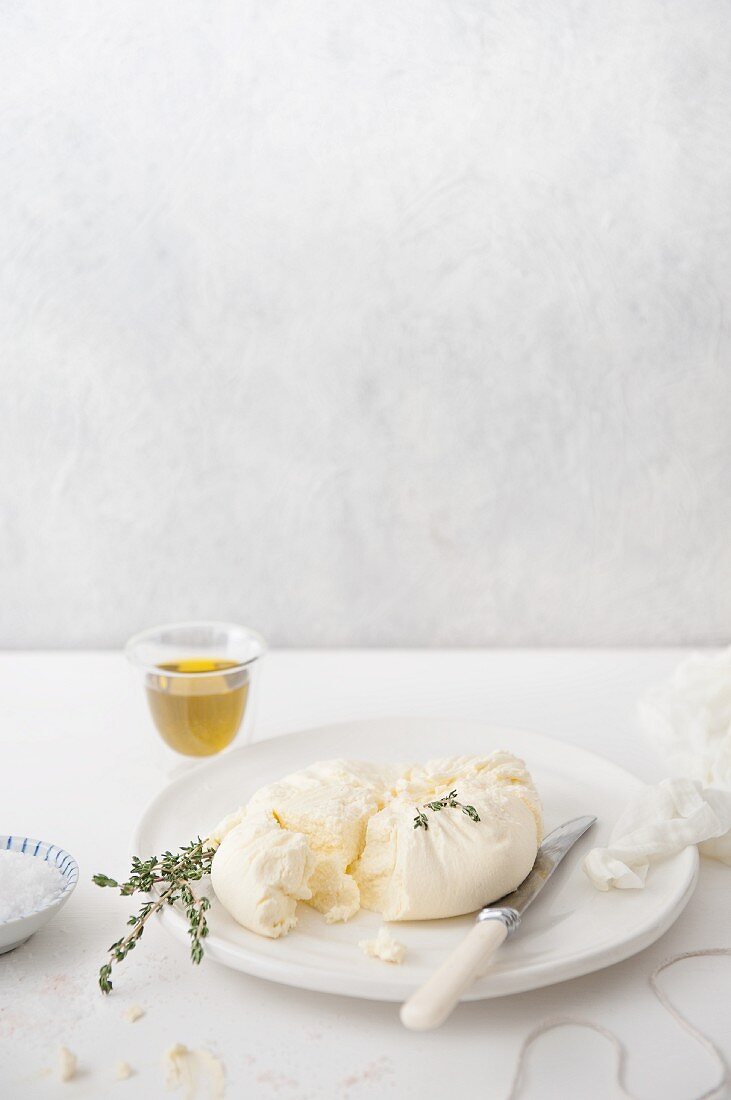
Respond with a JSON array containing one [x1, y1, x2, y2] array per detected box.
[[584, 648, 731, 890], [584, 778, 731, 890]]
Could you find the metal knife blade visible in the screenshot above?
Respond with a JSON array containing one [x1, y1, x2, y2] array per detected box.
[[480, 815, 596, 923]]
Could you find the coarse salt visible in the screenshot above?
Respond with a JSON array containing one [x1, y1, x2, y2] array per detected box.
[[0, 850, 66, 922]]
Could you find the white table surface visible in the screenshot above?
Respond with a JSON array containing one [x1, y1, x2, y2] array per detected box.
[[1, 649, 729, 1100]]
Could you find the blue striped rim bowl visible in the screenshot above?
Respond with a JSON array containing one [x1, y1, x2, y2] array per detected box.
[[0, 835, 79, 954]]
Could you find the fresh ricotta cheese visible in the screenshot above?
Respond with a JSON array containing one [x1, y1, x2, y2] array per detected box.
[[210, 753, 541, 938]]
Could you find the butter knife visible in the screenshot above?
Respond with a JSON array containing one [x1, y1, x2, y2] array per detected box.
[[400, 815, 596, 1030]]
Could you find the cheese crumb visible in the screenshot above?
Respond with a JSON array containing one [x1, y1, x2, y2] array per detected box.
[[57, 1046, 77, 1082], [123, 1004, 145, 1023], [164, 1043, 190, 1093], [359, 926, 406, 964], [116, 1061, 133, 1080], [164, 1043, 225, 1098]]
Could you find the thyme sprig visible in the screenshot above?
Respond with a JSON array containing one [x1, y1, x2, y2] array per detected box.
[[93, 837, 214, 993], [413, 790, 480, 830]]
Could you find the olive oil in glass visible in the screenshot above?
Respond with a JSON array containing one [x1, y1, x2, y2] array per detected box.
[[145, 658, 249, 756]]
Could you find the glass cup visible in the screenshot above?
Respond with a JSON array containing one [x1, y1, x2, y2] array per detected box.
[[126, 621, 266, 756]]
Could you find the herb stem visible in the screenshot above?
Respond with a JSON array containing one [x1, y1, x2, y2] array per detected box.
[[413, 790, 480, 830], [94, 837, 214, 994]]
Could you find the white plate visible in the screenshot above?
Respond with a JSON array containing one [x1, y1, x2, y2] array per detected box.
[[134, 718, 698, 1002]]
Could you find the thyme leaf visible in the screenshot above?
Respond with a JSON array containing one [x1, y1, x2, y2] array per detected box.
[[413, 790, 481, 831], [93, 836, 214, 994]]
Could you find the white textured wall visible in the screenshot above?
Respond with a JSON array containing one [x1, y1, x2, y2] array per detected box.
[[1, 0, 730, 647]]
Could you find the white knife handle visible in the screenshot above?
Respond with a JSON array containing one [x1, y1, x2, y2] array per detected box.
[[400, 917, 509, 1031]]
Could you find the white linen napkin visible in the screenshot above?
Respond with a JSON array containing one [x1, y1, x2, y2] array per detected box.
[[584, 648, 731, 890]]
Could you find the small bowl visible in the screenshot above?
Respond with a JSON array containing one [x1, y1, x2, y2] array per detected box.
[[0, 836, 79, 954]]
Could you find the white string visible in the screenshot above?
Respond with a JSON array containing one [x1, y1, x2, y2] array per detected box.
[[506, 949, 731, 1100], [506, 1015, 634, 1099], [649, 950, 731, 1100]]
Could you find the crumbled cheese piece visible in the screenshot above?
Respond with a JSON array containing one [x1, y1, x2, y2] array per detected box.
[[164, 1043, 225, 1099], [123, 1004, 145, 1023], [116, 1061, 133, 1080], [359, 926, 406, 964], [164, 1043, 190, 1093], [57, 1046, 77, 1082]]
